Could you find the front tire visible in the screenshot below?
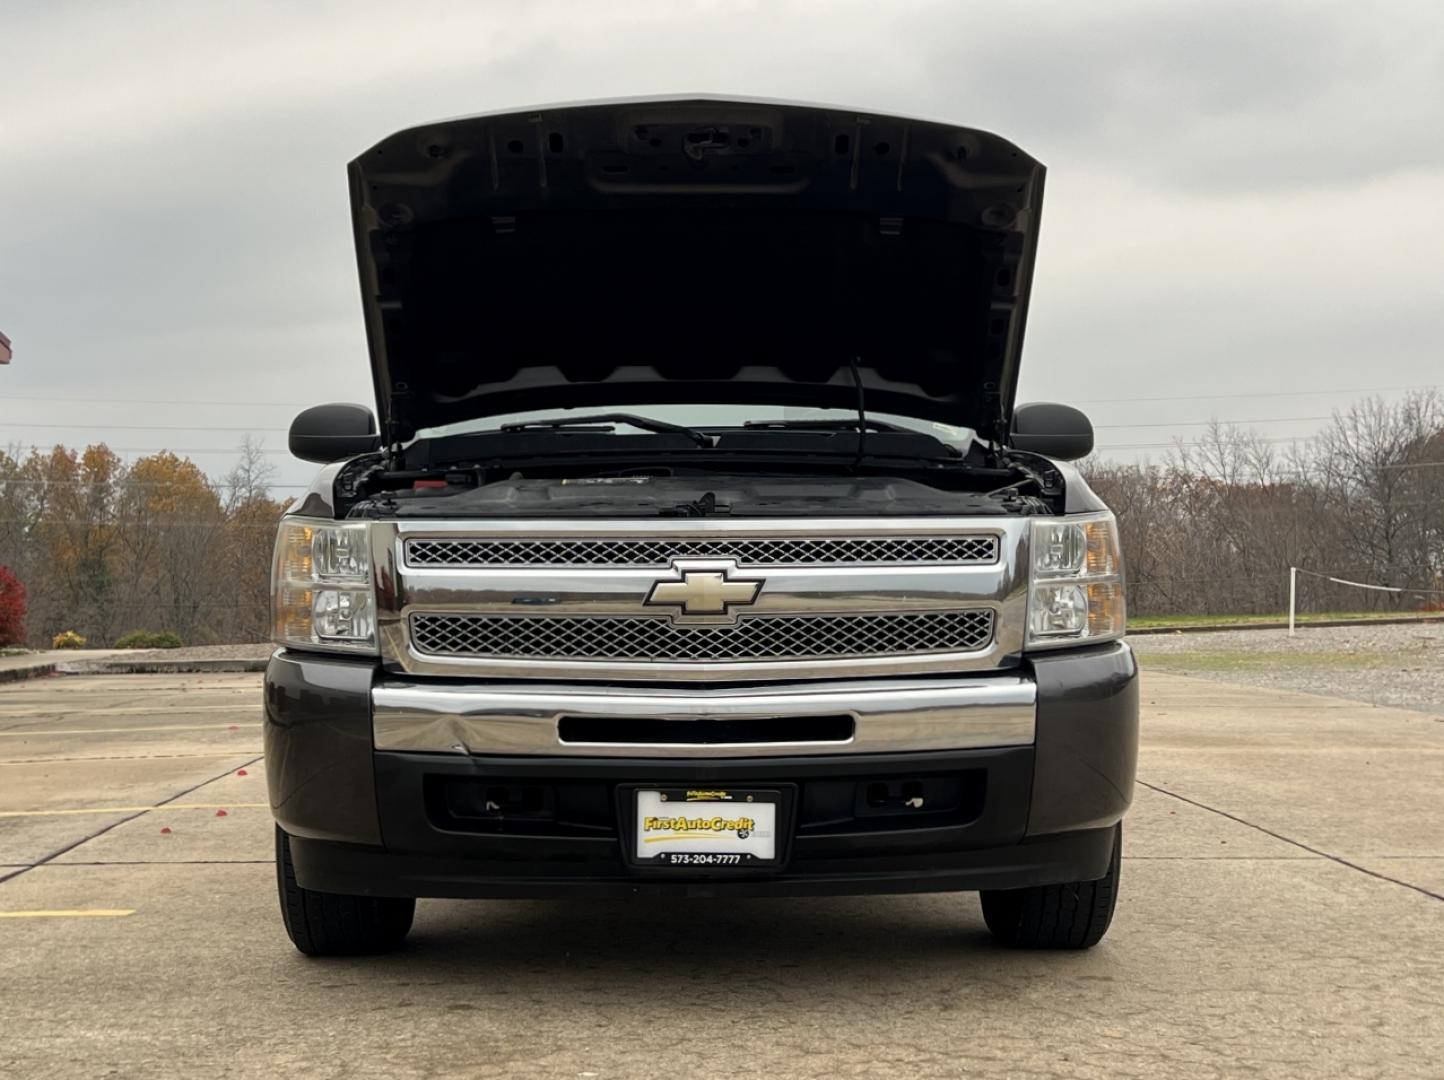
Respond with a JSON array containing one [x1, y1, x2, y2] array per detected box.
[[980, 825, 1121, 949], [275, 826, 415, 956]]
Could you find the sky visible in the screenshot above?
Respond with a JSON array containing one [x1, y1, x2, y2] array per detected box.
[[2, 0, 1442, 492]]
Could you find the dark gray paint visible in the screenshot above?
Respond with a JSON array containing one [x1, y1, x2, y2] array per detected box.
[[264, 650, 382, 845], [350, 96, 1046, 441], [1009, 401, 1095, 460], [1025, 641, 1139, 835], [1055, 459, 1111, 514], [288, 402, 380, 463]]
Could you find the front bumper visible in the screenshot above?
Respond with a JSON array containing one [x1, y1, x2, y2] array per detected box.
[[263, 643, 1138, 898], [371, 674, 1037, 758]]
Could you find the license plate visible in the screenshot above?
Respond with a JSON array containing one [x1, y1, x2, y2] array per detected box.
[[632, 788, 780, 867]]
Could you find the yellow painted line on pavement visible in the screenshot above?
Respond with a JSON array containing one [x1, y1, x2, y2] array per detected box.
[[0, 723, 261, 736], [0, 802, 268, 819], [0, 909, 135, 919], [0, 705, 255, 718], [0, 752, 261, 764]]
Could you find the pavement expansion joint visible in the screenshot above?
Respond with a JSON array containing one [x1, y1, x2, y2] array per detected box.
[[1136, 778, 1444, 903], [0, 753, 264, 887]]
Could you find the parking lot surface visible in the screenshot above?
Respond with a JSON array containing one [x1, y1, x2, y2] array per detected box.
[[1132, 622, 1444, 716], [1, 669, 1440, 1079]]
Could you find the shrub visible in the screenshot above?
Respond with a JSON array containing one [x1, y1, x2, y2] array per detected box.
[[52, 630, 87, 649], [0, 567, 25, 647], [115, 630, 184, 649]]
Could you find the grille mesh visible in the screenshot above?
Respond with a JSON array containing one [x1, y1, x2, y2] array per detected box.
[[409, 609, 995, 662], [406, 535, 998, 568]]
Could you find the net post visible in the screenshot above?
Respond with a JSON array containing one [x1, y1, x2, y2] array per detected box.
[[1288, 567, 1297, 637]]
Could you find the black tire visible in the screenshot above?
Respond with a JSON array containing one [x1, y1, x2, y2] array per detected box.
[[275, 826, 415, 956], [980, 825, 1121, 949]]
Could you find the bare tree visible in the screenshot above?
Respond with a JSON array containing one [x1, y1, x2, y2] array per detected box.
[[1308, 391, 1444, 606], [220, 435, 278, 512]]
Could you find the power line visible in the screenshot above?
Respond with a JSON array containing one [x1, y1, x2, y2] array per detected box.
[[0, 422, 288, 433], [1094, 416, 1332, 430], [1095, 436, 1307, 451], [0, 395, 313, 407], [4, 437, 1440, 461], [15, 436, 1299, 455], [12, 603, 271, 609], [1071, 384, 1440, 405], [1, 445, 296, 456], [0, 521, 277, 528], [0, 479, 309, 489], [0, 410, 1351, 433], [4, 383, 1439, 411]]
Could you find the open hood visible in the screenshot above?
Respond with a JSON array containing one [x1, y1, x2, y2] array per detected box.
[[350, 97, 1045, 444]]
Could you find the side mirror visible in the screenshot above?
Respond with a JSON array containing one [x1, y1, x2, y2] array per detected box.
[[288, 403, 381, 463], [1009, 402, 1094, 461]]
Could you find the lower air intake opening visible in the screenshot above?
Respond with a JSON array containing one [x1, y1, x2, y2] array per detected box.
[[557, 715, 855, 746]]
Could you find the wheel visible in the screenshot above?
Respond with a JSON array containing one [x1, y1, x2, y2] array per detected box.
[[275, 826, 415, 956], [980, 825, 1121, 949]]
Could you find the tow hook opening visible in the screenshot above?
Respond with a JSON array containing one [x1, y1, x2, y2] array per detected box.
[[861, 778, 957, 815], [684, 127, 731, 160]]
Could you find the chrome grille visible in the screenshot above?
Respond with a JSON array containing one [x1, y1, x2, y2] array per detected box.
[[405, 535, 999, 568], [409, 610, 995, 662]]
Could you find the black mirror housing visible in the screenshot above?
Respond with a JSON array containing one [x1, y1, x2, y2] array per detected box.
[[289, 403, 381, 463], [1009, 402, 1094, 461]]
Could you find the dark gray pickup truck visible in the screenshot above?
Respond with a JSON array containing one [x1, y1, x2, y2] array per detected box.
[[266, 97, 1137, 956]]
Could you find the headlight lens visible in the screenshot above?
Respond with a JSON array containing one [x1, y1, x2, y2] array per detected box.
[[1033, 523, 1086, 575], [272, 520, 377, 653], [1025, 513, 1124, 649]]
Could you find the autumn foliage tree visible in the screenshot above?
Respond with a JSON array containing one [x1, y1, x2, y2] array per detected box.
[[0, 566, 25, 646], [0, 441, 283, 647]]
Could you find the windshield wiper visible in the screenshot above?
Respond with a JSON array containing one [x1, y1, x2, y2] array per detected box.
[[740, 418, 908, 433], [500, 412, 712, 447], [738, 417, 962, 461]]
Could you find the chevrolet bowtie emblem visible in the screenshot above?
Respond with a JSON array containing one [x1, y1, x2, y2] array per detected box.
[[644, 560, 764, 617]]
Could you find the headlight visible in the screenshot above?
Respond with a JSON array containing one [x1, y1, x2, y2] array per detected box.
[[1025, 512, 1124, 649], [272, 519, 377, 654]]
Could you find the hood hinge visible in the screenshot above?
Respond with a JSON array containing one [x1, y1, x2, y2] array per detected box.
[[384, 382, 412, 465], [982, 384, 1010, 463]]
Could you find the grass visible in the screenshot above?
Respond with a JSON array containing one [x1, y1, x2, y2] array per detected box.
[[1128, 610, 1440, 629]]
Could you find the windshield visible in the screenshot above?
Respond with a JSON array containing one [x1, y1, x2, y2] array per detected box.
[[414, 405, 977, 450]]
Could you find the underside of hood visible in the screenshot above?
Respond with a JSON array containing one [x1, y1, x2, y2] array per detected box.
[[349, 96, 1046, 443]]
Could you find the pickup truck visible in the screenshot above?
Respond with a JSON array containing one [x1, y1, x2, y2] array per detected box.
[[266, 97, 1138, 956]]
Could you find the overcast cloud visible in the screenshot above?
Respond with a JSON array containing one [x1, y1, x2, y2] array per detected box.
[[2, 0, 1442, 488]]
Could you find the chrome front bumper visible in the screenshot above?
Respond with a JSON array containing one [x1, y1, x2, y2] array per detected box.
[[372, 675, 1036, 758]]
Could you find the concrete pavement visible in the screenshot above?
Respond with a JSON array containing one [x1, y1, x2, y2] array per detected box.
[[0, 670, 1440, 1078]]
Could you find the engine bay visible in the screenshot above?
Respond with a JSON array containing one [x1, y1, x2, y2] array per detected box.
[[352, 473, 1053, 519], [331, 420, 1066, 519]]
